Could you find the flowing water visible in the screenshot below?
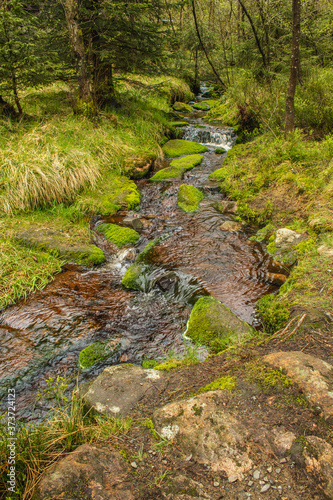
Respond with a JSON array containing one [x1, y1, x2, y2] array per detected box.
[[0, 100, 288, 420]]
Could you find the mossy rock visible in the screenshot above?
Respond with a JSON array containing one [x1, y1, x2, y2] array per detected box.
[[150, 166, 185, 181], [121, 262, 148, 290], [123, 152, 156, 179], [173, 102, 192, 112], [122, 236, 169, 290], [170, 154, 203, 171], [192, 102, 210, 111], [97, 223, 140, 248], [185, 296, 253, 352], [15, 228, 105, 266], [75, 175, 140, 216], [215, 147, 227, 154], [194, 124, 206, 129], [178, 184, 204, 212], [162, 139, 208, 158], [209, 167, 227, 181], [78, 340, 121, 369]]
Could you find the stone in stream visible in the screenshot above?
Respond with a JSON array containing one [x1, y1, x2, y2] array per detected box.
[[219, 221, 242, 231], [185, 296, 254, 351], [123, 151, 156, 179], [83, 364, 164, 417], [97, 223, 140, 248], [153, 390, 253, 481], [267, 228, 308, 263], [35, 443, 136, 500], [172, 102, 193, 112], [263, 351, 333, 419], [122, 215, 144, 231], [215, 200, 238, 214], [170, 153, 204, 171], [178, 184, 204, 212]]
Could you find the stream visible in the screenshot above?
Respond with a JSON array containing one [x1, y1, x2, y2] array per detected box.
[[0, 95, 288, 420]]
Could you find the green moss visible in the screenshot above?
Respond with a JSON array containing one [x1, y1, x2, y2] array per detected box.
[[170, 154, 203, 171], [185, 296, 253, 352], [142, 359, 158, 369], [78, 340, 120, 369], [169, 121, 189, 127], [215, 147, 227, 154], [256, 294, 290, 333], [97, 223, 140, 248], [197, 375, 235, 394], [154, 356, 197, 371], [191, 404, 203, 416], [192, 102, 210, 111], [172, 102, 193, 112], [266, 235, 277, 255], [75, 174, 140, 216], [121, 262, 147, 290], [162, 139, 208, 157], [209, 166, 228, 181], [194, 124, 206, 129], [247, 363, 293, 393], [149, 166, 185, 181], [249, 223, 275, 242], [70, 245, 105, 266], [140, 418, 159, 439], [136, 235, 169, 263], [178, 184, 204, 212]]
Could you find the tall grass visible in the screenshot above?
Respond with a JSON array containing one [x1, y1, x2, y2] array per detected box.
[[0, 384, 132, 499]]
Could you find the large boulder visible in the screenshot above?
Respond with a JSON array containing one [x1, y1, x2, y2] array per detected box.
[[263, 351, 333, 419], [35, 443, 136, 500], [83, 364, 164, 417], [185, 296, 253, 351], [153, 391, 253, 480]]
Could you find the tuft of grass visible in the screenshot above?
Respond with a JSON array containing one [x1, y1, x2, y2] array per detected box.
[[0, 383, 132, 499]]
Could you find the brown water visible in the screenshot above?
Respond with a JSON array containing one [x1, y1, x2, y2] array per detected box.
[[0, 111, 288, 420]]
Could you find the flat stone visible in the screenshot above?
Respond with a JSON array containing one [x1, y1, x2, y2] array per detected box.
[[270, 427, 296, 456], [216, 200, 238, 214], [253, 470, 260, 480], [318, 245, 333, 258], [153, 391, 252, 481], [263, 351, 333, 419], [260, 483, 271, 493], [228, 475, 238, 483], [35, 443, 136, 499], [83, 363, 164, 417], [275, 228, 307, 249], [122, 216, 144, 231], [303, 436, 333, 498], [219, 221, 242, 232]]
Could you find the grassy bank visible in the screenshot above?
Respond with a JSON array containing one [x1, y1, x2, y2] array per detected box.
[[0, 75, 193, 309]]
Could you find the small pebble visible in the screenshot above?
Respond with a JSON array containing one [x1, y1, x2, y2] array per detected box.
[[267, 466, 273, 473], [185, 454, 192, 461], [259, 480, 265, 485], [248, 481, 254, 487], [131, 461, 137, 469], [260, 483, 271, 493], [275, 468, 281, 474], [213, 481, 220, 487], [162, 460, 167, 464], [228, 475, 238, 483], [253, 470, 260, 480], [263, 476, 269, 482], [148, 450, 153, 454], [277, 486, 283, 493], [280, 458, 287, 464]]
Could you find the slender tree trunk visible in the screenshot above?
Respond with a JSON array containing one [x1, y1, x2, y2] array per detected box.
[[237, 0, 267, 68], [191, 0, 226, 89], [285, 0, 301, 135], [11, 69, 22, 115], [60, 0, 92, 103]]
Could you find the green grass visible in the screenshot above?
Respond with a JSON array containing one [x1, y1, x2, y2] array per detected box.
[[0, 382, 132, 499], [170, 154, 203, 171], [162, 139, 208, 157], [197, 375, 236, 393], [97, 223, 140, 248], [178, 184, 204, 212]]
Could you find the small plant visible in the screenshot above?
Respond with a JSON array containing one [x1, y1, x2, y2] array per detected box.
[[256, 294, 290, 333]]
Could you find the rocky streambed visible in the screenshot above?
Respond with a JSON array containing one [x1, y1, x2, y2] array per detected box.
[[0, 102, 288, 420]]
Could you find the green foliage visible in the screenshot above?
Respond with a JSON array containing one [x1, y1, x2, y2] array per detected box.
[[150, 166, 185, 181], [170, 154, 203, 170], [197, 375, 235, 394], [97, 223, 140, 248], [162, 139, 208, 157], [215, 148, 227, 154], [178, 184, 204, 212], [256, 294, 290, 333], [0, 239, 63, 310], [142, 359, 158, 369], [78, 340, 120, 369]]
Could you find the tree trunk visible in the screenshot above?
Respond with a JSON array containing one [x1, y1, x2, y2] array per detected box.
[[285, 0, 301, 136], [60, 0, 92, 103], [237, 0, 267, 68]]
